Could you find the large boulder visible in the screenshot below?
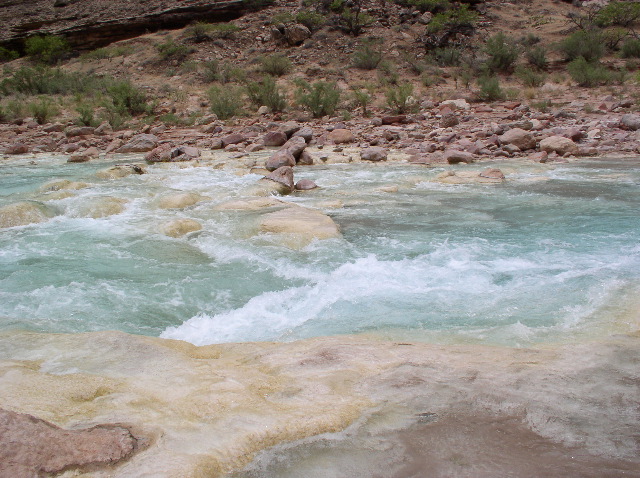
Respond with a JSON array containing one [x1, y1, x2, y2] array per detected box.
[[539, 136, 578, 155], [280, 136, 307, 159], [0, 201, 56, 228], [262, 131, 288, 147], [620, 114, 640, 131], [263, 166, 294, 192], [265, 150, 296, 172], [115, 134, 159, 153], [221, 133, 246, 147], [66, 126, 95, 137], [0, 408, 137, 477], [328, 129, 355, 144], [284, 23, 311, 45], [3, 143, 29, 155], [499, 128, 536, 150], [360, 147, 388, 162], [443, 149, 474, 164]]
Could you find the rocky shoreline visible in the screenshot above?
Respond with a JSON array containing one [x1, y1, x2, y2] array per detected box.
[[3, 97, 640, 169]]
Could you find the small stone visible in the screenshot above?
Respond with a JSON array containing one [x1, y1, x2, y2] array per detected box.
[[295, 179, 318, 190]]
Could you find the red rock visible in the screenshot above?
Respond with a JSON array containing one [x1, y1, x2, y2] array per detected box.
[[221, 133, 246, 147], [499, 128, 536, 150], [265, 150, 295, 171], [327, 129, 355, 144], [0, 408, 138, 476], [297, 150, 314, 165], [262, 131, 288, 147], [66, 126, 95, 137], [3, 143, 29, 154], [115, 134, 159, 153], [68, 153, 91, 163], [480, 168, 505, 179], [360, 147, 388, 162], [539, 136, 578, 155], [381, 115, 407, 125], [295, 179, 318, 190], [264, 166, 294, 191], [443, 149, 474, 164]]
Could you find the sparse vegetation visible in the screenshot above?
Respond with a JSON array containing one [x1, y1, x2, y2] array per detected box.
[[567, 57, 612, 87], [106, 80, 150, 116], [75, 103, 98, 127], [352, 42, 383, 70], [621, 39, 640, 59], [246, 76, 287, 112], [28, 97, 59, 124], [351, 87, 372, 116], [515, 66, 547, 87], [484, 33, 519, 74], [476, 75, 505, 102], [80, 44, 134, 61], [207, 85, 243, 119], [0, 47, 19, 63], [594, 1, 640, 28], [559, 30, 605, 63], [296, 10, 326, 31], [259, 54, 292, 76], [385, 82, 417, 114], [157, 40, 191, 62], [294, 80, 340, 117], [25, 35, 70, 64], [430, 47, 462, 67], [526, 45, 548, 71]]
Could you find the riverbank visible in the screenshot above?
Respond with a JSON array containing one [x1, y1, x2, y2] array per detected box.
[[1, 329, 639, 477]]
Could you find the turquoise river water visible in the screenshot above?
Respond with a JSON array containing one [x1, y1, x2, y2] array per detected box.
[[1, 154, 639, 347]]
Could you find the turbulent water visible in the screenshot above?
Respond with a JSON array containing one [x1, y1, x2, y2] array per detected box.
[[1, 154, 639, 347]]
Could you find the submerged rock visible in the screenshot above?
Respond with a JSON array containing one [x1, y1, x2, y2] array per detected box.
[[0, 201, 56, 228], [259, 205, 341, 247], [39, 179, 89, 192], [73, 197, 128, 218], [0, 408, 138, 477], [95, 164, 145, 179], [160, 219, 202, 237], [157, 193, 207, 209], [215, 197, 286, 210]]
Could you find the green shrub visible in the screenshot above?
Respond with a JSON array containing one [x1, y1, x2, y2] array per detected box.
[[430, 47, 462, 66], [0, 66, 108, 96], [260, 54, 292, 76], [4, 99, 27, 122], [207, 85, 243, 119], [385, 82, 417, 114], [209, 23, 242, 39], [75, 103, 98, 127], [0, 47, 19, 63], [28, 97, 59, 124], [526, 45, 548, 70], [476, 76, 505, 102], [405, 0, 450, 14], [515, 66, 547, 87], [351, 87, 372, 116], [106, 80, 150, 116], [294, 80, 340, 117], [338, 6, 375, 35], [246, 76, 287, 112], [558, 30, 605, 62], [594, 1, 640, 28], [377, 60, 399, 85], [296, 10, 326, 31], [186, 22, 213, 42], [567, 57, 612, 86], [621, 38, 640, 59], [157, 40, 191, 62], [484, 32, 519, 73], [201, 60, 220, 83], [81, 44, 134, 61], [270, 12, 295, 25], [25, 35, 70, 64], [352, 42, 383, 70], [427, 4, 478, 35], [218, 62, 247, 83]]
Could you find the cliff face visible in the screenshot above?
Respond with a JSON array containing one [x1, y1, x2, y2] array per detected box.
[[0, 0, 246, 51]]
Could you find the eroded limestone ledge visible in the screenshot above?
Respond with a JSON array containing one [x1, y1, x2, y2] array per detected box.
[[0, 331, 638, 477]]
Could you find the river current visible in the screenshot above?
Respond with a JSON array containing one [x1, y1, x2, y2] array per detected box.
[[1, 154, 639, 347]]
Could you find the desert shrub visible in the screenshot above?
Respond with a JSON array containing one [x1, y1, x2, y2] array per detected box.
[[427, 4, 478, 35], [404, 0, 450, 14], [157, 40, 191, 62], [81, 44, 134, 61], [24, 35, 70, 64], [260, 54, 292, 76], [270, 12, 295, 24], [430, 46, 462, 66], [351, 87, 372, 116], [515, 66, 547, 87], [28, 97, 59, 124], [594, 1, 640, 28], [352, 42, 383, 70], [218, 62, 247, 83], [75, 103, 98, 127], [187, 22, 241, 42], [377, 60, 399, 85], [246, 76, 287, 112], [621, 38, 640, 59], [209, 23, 241, 39], [296, 10, 326, 31], [0, 47, 19, 63], [484, 32, 519, 73], [567, 57, 612, 86], [385, 82, 417, 114], [526, 45, 548, 70], [0, 66, 107, 96], [201, 60, 220, 82], [294, 80, 340, 117], [520, 33, 540, 47], [4, 99, 27, 121], [476, 75, 505, 102], [207, 85, 243, 119], [106, 80, 150, 116], [335, 1, 375, 36], [558, 30, 605, 62]]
